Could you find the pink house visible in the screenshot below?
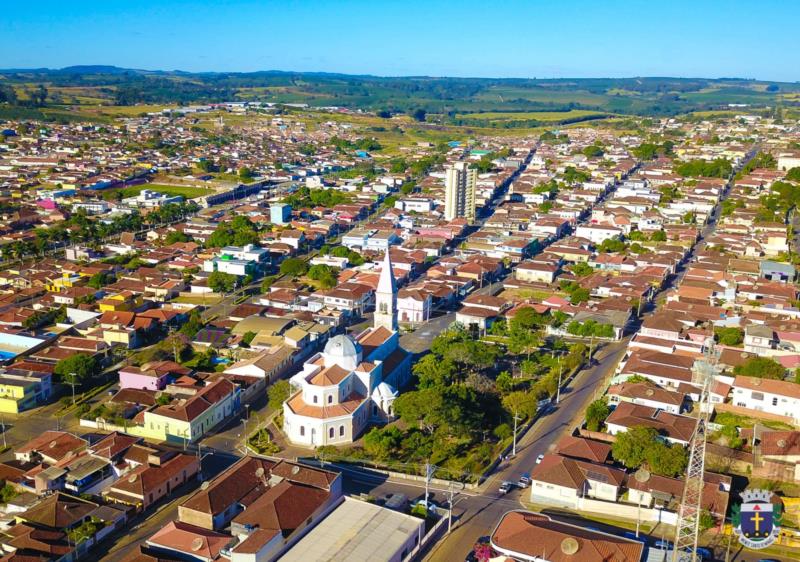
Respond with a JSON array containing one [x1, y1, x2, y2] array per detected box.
[[37, 199, 58, 210], [118, 361, 192, 391]]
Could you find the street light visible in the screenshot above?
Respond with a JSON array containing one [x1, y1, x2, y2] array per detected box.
[[67, 372, 78, 405]]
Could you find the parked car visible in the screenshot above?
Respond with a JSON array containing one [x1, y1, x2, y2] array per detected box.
[[411, 498, 438, 512], [499, 481, 514, 495], [518, 472, 531, 488], [535, 454, 544, 464], [383, 493, 408, 511]]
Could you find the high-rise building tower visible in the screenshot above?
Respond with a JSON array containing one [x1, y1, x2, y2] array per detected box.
[[374, 250, 398, 331], [444, 161, 477, 222]]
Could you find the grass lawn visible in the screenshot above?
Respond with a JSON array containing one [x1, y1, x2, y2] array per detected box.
[[103, 184, 216, 200], [713, 411, 794, 431]]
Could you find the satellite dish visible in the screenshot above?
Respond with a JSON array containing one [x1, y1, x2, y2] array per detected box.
[[49, 441, 57, 449], [777, 439, 787, 448], [291, 465, 300, 475], [561, 537, 580, 555], [200, 481, 209, 490], [128, 473, 138, 483], [255, 467, 265, 478], [646, 389, 655, 396], [190, 537, 204, 552], [634, 468, 651, 483]]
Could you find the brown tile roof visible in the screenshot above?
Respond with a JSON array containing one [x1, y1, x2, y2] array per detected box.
[[109, 453, 198, 498], [734, 375, 800, 399], [554, 435, 611, 463], [16, 431, 87, 463], [231, 479, 330, 538], [147, 521, 231, 560], [759, 430, 800, 456], [605, 401, 696, 443], [286, 391, 365, 419], [19, 492, 97, 529], [309, 364, 350, 386], [530, 454, 626, 490], [491, 511, 644, 562]]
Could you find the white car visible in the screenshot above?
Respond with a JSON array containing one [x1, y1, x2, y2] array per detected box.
[[498, 481, 514, 495], [535, 454, 545, 464], [411, 499, 438, 512]]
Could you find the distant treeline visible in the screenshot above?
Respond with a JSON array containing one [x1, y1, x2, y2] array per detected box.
[[1, 67, 797, 117]]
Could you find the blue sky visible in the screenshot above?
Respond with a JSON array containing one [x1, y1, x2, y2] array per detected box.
[[2, 0, 798, 81]]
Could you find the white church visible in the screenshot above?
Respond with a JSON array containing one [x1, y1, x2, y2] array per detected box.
[[282, 251, 412, 447]]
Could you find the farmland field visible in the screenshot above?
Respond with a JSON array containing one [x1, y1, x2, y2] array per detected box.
[[455, 109, 607, 121]]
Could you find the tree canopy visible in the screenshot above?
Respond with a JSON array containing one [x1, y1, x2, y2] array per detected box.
[[54, 354, 100, 384], [733, 357, 785, 379]]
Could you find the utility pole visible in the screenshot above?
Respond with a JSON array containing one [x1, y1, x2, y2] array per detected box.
[[424, 462, 436, 509], [1, 416, 6, 448], [446, 481, 464, 534], [512, 411, 521, 457], [555, 355, 563, 404]]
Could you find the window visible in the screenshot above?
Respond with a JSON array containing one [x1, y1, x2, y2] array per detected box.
[[328, 395, 333, 404], [313, 395, 318, 404], [329, 427, 334, 439], [772, 397, 778, 406], [300, 426, 305, 437], [339, 425, 345, 436]]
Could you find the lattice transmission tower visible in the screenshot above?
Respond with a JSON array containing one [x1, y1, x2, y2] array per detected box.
[[672, 338, 719, 562]]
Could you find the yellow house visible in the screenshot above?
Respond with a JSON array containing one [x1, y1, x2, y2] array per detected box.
[[98, 291, 141, 312], [139, 378, 240, 444], [45, 272, 81, 292], [0, 377, 39, 413]]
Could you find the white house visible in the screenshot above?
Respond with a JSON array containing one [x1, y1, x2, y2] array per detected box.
[[397, 288, 432, 324], [575, 224, 623, 244], [732, 376, 800, 422]]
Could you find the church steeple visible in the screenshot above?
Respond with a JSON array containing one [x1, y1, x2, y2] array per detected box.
[[374, 250, 398, 331]]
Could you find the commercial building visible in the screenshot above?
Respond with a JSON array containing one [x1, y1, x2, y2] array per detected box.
[[280, 496, 425, 562], [270, 203, 292, 225], [444, 161, 477, 222]]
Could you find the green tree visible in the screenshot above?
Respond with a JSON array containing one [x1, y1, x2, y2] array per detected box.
[[413, 354, 456, 388], [570, 262, 594, 277], [179, 310, 204, 338], [501, 390, 538, 419], [268, 380, 291, 410], [54, 354, 99, 385], [164, 231, 193, 244], [650, 230, 667, 242], [240, 331, 257, 348], [645, 440, 689, 477], [714, 327, 743, 346], [279, 257, 309, 278], [238, 166, 254, 180], [733, 357, 785, 379], [87, 272, 111, 290], [585, 399, 610, 432], [411, 108, 427, 122], [363, 426, 403, 460], [611, 426, 659, 469], [208, 270, 237, 293]]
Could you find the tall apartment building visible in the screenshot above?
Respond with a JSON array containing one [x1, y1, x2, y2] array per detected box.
[[444, 161, 477, 222]]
